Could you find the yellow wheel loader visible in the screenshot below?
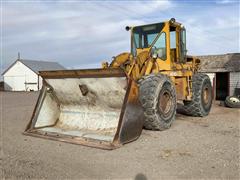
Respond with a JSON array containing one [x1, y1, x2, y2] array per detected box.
[[24, 18, 213, 149]]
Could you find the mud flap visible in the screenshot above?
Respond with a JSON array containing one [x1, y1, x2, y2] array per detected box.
[[24, 68, 143, 149]]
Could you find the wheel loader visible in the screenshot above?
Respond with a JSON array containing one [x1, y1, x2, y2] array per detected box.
[[24, 18, 213, 149]]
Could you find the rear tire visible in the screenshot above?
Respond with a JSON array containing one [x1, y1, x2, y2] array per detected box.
[[138, 74, 177, 130], [182, 73, 212, 116]]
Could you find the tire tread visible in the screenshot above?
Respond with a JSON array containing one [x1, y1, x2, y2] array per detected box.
[[138, 74, 176, 130]]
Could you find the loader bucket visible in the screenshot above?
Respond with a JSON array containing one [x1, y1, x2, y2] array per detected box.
[[24, 68, 143, 149]]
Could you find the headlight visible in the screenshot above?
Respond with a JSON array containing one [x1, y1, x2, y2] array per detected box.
[[152, 53, 158, 59], [151, 46, 158, 59]]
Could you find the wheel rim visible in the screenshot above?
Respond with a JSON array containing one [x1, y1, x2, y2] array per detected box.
[[159, 90, 172, 116], [203, 87, 210, 105], [229, 97, 240, 103]]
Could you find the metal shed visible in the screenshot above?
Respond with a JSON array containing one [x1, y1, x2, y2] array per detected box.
[[198, 53, 240, 100], [2, 59, 65, 91]]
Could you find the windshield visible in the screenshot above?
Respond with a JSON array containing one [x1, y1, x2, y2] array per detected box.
[[132, 23, 164, 55]]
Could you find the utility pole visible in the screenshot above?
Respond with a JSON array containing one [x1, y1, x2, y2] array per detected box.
[[18, 52, 20, 60]]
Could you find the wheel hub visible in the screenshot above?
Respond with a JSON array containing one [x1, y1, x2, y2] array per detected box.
[[229, 97, 240, 103], [203, 87, 210, 105], [159, 90, 172, 115]]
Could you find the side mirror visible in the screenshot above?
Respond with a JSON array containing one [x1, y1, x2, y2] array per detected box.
[[170, 18, 176, 24]]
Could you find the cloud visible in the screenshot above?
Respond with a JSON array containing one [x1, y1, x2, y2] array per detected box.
[[2, 0, 173, 72], [183, 5, 239, 55], [216, 0, 236, 4], [1, 0, 239, 74]]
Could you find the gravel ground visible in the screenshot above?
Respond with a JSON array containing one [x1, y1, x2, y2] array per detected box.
[[1, 91, 240, 179]]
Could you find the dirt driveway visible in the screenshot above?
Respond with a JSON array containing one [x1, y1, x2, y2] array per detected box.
[[1, 92, 239, 179]]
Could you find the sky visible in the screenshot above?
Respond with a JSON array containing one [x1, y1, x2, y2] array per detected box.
[[1, 0, 239, 74]]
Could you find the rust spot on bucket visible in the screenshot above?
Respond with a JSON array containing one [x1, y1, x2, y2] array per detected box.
[[79, 84, 89, 96]]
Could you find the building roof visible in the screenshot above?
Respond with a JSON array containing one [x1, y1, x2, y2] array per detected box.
[[2, 59, 65, 75], [198, 53, 240, 73], [224, 53, 240, 72]]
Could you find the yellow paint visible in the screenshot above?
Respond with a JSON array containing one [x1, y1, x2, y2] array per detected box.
[[101, 19, 200, 101]]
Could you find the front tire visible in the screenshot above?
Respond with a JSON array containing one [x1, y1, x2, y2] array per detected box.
[[138, 74, 177, 130]]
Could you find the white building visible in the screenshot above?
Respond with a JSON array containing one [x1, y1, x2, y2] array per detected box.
[[198, 53, 240, 100], [2, 59, 65, 91]]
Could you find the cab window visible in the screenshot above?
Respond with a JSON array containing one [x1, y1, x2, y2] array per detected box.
[[152, 32, 167, 60]]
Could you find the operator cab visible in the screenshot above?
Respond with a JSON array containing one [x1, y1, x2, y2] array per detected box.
[[132, 23, 166, 60], [129, 18, 187, 63]]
